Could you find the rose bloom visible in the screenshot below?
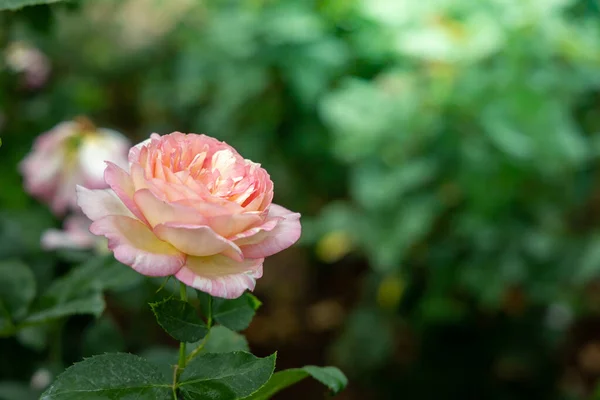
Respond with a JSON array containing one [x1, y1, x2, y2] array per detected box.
[[20, 119, 130, 216], [77, 132, 301, 298]]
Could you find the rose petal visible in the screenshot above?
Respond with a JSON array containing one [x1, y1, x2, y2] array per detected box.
[[104, 162, 148, 224], [128, 134, 156, 165], [133, 189, 207, 227], [229, 217, 281, 242], [175, 255, 263, 299], [90, 215, 185, 276], [153, 223, 243, 261], [207, 212, 264, 238], [76, 186, 135, 221], [238, 204, 301, 258]]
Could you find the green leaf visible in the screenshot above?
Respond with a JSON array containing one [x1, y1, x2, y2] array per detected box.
[[243, 366, 348, 400], [40, 353, 171, 399], [150, 298, 208, 342], [0, 260, 36, 333], [46, 257, 142, 302], [140, 347, 178, 381], [186, 326, 250, 357], [211, 293, 261, 332], [179, 352, 276, 400], [24, 292, 105, 325], [202, 326, 249, 353], [0, 0, 68, 11]]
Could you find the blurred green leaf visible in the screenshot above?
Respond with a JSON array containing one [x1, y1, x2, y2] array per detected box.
[[81, 316, 125, 357], [24, 292, 104, 325], [45, 256, 142, 302], [0, 260, 36, 334], [0, 0, 68, 11]]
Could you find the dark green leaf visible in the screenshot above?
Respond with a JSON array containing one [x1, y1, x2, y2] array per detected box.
[[40, 353, 171, 400], [186, 326, 250, 357], [0, 260, 36, 333], [140, 347, 178, 382], [150, 298, 207, 342], [179, 352, 276, 400], [0, 0, 69, 11], [243, 365, 348, 399], [202, 326, 249, 353], [212, 293, 261, 332]]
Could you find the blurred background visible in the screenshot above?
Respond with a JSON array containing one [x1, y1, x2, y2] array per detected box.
[[3, 0, 600, 398]]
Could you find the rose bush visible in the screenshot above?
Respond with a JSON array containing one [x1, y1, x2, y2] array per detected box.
[[77, 132, 302, 298]]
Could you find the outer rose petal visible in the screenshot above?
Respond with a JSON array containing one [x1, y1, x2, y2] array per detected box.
[[104, 162, 148, 224], [153, 223, 243, 261], [175, 255, 263, 299], [76, 186, 135, 221], [90, 215, 185, 276], [238, 204, 301, 259]]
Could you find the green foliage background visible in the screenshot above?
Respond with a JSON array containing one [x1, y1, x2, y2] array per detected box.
[[3, 0, 600, 398]]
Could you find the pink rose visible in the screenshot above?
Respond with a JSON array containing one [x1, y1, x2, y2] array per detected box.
[[41, 214, 99, 251], [77, 132, 301, 299], [20, 119, 130, 216]]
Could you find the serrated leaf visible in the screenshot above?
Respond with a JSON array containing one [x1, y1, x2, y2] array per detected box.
[[179, 352, 276, 400], [212, 293, 261, 332], [24, 292, 105, 325], [0, 0, 68, 11], [243, 365, 348, 399], [150, 298, 207, 342], [40, 353, 171, 400], [0, 260, 36, 332]]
